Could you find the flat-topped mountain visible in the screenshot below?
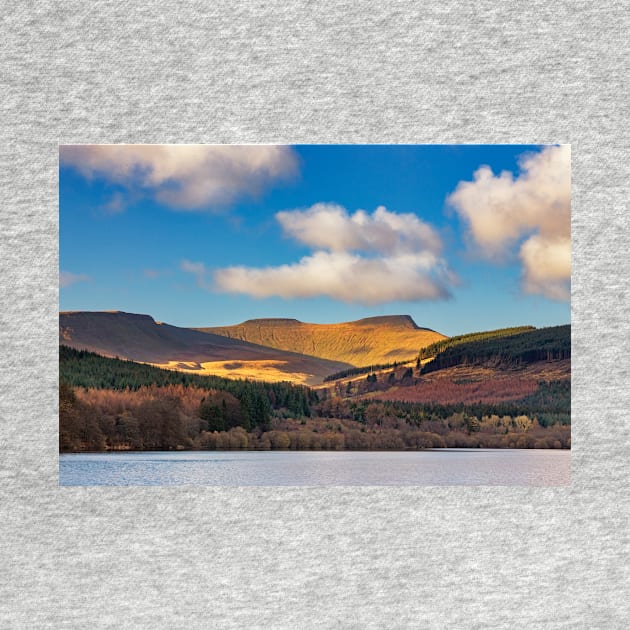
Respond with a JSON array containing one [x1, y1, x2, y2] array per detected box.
[[241, 318, 302, 326], [348, 315, 421, 329], [59, 311, 352, 385], [196, 314, 445, 367]]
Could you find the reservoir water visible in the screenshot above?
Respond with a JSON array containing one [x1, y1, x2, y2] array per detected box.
[[59, 449, 570, 486]]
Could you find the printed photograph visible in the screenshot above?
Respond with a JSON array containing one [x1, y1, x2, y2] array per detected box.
[[59, 144, 571, 485]]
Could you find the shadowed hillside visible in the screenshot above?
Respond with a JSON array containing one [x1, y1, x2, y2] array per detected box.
[[420, 325, 570, 373], [196, 315, 446, 367], [59, 311, 352, 385]]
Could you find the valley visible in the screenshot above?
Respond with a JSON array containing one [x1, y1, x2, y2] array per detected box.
[[59, 313, 571, 452]]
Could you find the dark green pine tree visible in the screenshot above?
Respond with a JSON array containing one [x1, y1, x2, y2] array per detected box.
[[200, 401, 225, 432]]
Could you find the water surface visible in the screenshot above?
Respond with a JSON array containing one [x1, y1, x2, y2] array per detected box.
[[59, 449, 570, 486]]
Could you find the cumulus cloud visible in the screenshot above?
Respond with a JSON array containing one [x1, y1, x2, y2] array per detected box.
[[208, 205, 454, 305], [276, 203, 443, 255], [448, 145, 570, 300], [520, 234, 571, 301], [60, 271, 90, 288], [60, 145, 299, 210], [215, 251, 451, 304]]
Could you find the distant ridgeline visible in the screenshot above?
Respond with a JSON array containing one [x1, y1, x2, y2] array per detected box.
[[60, 345, 316, 421], [420, 325, 570, 374]]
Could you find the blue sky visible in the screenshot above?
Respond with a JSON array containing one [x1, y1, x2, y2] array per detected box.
[[59, 144, 570, 337]]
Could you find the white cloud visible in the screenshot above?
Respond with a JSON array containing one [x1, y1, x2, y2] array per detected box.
[[60, 271, 91, 288], [520, 234, 571, 301], [448, 145, 570, 300], [215, 251, 451, 304], [60, 145, 299, 210], [276, 204, 443, 255], [208, 205, 454, 305]]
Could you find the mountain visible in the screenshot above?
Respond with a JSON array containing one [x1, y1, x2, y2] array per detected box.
[[195, 315, 446, 367], [59, 311, 352, 385]]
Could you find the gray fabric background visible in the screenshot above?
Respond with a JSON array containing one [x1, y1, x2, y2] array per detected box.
[[1, 1, 628, 627]]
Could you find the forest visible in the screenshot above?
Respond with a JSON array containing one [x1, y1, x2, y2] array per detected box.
[[417, 326, 536, 360], [60, 382, 570, 452], [420, 325, 570, 373], [60, 345, 570, 452], [60, 345, 315, 420]]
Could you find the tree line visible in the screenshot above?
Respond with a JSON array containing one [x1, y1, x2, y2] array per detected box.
[[323, 359, 413, 382], [421, 325, 570, 374], [417, 326, 536, 360], [61, 345, 316, 419], [60, 383, 570, 452], [316, 381, 570, 427]]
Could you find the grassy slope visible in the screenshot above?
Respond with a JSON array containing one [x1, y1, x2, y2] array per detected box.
[[60, 311, 352, 385], [196, 315, 446, 367]]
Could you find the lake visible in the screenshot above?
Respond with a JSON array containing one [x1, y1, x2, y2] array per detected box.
[[59, 449, 570, 486]]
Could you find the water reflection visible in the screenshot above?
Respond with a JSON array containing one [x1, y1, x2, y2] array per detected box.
[[59, 449, 570, 486]]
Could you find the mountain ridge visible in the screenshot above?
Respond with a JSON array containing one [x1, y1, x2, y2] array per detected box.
[[234, 314, 432, 331], [59, 310, 352, 385], [59, 310, 447, 383], [196, 314, 446, 367]]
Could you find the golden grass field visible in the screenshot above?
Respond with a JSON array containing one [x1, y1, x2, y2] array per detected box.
[[148, 359, 315, 385]]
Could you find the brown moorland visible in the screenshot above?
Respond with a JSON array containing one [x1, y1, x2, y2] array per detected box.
[[354, 359, 571, 405]]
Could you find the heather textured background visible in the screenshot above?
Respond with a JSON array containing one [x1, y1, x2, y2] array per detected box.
[[1, 2, 629, 628]]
